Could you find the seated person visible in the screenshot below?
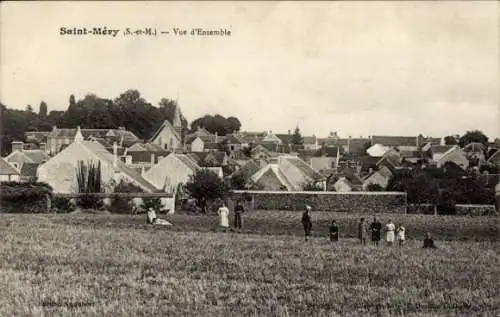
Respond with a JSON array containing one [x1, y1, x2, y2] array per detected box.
[[147, 208, 172, 226], [423, 232, 437, 249]]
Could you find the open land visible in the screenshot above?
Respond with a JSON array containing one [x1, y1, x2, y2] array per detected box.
[[0, 211, 498, 317]]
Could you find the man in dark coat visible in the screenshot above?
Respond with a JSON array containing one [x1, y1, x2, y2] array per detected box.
[[302, 205, 312, 241], [370, 217, 382, 245], [234, 200, 244, 230], [329, 220, 339, 242]]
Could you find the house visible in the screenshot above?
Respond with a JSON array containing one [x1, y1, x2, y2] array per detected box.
[[185, 133, 221, 152], [220, 134, 246, 159], [250, 144, 277, 161], [185, 126, 212, 141], [248, 155, 326, 191], [363, 166, 393, 190], [4, 142, 50, 182], [37, 137, 157, 194], [333, 177, 360, 192], [366, 144, 391, 157], [303, 135, 321, 150], [46, 126, 140, 155], [376, 151, 401, 172], [371, 135, 417, 147], [120, 142, 170, 171], [143, 153, 200, 191], [423, 144, 455, 161], [434, 146, 469, 170], [25, 131, 50, 144], [237, 131, 266, 144], [356, 156, 381, 176], [0, 157, 20, 182], [462, 142, 487, 163], [149, 119, 183, 151], [344, 137, 371, 155]]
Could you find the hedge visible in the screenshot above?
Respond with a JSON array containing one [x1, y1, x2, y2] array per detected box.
[[0, 181, 53, 213]]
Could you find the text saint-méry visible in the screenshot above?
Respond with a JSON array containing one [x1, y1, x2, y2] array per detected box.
[[60, 27, 120, 37]]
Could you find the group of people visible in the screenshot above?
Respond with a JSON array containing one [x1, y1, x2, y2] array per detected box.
[[302, 205, 438, 248], [217, 200, 245, 231]]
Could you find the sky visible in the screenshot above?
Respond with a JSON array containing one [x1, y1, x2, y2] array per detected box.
[[1, 1, 499, 139]]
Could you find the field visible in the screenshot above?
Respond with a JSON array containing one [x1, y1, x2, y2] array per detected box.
[[0, 211, 498, 317]]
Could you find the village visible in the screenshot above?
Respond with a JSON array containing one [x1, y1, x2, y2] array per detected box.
[[1, 102, 499, 213]]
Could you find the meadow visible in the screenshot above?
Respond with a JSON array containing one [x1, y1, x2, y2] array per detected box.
[[0, 210, 498, 317]]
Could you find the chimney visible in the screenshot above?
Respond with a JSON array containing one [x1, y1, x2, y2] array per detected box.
[[39, 142, 46, 153], [52, 126, 57, 133], [150, 153, 155, 165], [11, 141, 24, 153], [347, 136, 351, 154], [215, 132, 218, 143], [74, 126, 84, 142], [113, 142, 118, 168]]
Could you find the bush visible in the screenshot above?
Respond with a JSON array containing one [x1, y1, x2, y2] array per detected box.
[[51, 196, 75, 213], [109, 180, 143, 214], [0, 181, 53, 213]]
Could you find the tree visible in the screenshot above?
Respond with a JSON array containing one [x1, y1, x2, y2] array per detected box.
[[186, 169, 229, 213], [291, 126, 304, 151], [109, 180, 144, 213], [302, 180, 324, 191], [366, 183, 384, 191], [444, 135, 458, 145], [459, 130, 488, 148], [75, 160, 103, 209], [39, 101, 48, 118], [25, 105, 33, 113], [230, 171, 247, 190], [190, 114, 242, 136]]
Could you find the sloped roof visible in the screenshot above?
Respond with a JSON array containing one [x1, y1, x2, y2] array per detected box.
[[49, 128, 139, 141], [429, 145, 455, 154], [487, 150, 500, 164], [302, 136, 316, 145], [358, 156, 381, 173], [187, 152, 209, 164], [463, 142, 486, 153], [127, 143, 147, 151], [314, 146, 342, 157], [90, 137, 113, 148], [20, 162, 39, 177], [175, 154, 200, 172], [127, 150, 169, 163], [222, 134, 245, 144], [0, 157, 20, 175], [81, 141, 158, 192], [371, 135, 416, 147], [275, 134, 293, 145], [251, 164, 295, 190], [149, 120, 181, 143], [282, 156, 325, 181], [23, 150, 50, 164], [236, 159, 261, 178], [347, 138, 370, 154]]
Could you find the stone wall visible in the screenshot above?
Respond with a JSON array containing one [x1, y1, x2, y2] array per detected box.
[[231, 191, 407, 213]]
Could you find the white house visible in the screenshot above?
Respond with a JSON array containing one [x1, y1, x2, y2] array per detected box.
[[143, 153, 200, 191]]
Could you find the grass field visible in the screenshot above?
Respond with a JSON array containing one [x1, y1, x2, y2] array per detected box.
[[0, 211, 498, 317]]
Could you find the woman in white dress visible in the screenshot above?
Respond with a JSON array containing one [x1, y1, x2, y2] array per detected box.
[[147, 208, 172, 226], [218, 202, 230, 232], [385, 220, 396, 245]]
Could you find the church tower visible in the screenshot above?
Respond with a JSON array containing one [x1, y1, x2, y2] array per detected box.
[[172, 104, 184, 148]]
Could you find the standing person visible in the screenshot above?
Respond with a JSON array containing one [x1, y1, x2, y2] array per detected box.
[[396, 223, 406, 246], [385, 220, 396, 245], [218, 201, 230, 232], [423, 232, 437, 249], [370, 217, 382, 246], [301, 205, 313, 241], [358, 218, 368, 245], [329, 220, 339, 242], [234, 200, 244, 231]]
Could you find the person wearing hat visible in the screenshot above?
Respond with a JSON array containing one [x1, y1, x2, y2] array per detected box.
[[301, 205, 313, 241]]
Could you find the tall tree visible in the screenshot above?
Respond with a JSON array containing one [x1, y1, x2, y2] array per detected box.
[[444, 135, 458, 145], [39, 101, 48, 118], [459, 130, 488, 147], [25, 104, 33, 113], [291, 126, 304, 150], [186, 169, 229, 213]]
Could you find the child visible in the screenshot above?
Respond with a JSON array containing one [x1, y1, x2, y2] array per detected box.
[[396, 223, 406, 246], [329, 220, 339, 242]]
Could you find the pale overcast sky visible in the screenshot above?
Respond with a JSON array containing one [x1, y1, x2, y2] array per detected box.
[[1, 1, 499, 138]]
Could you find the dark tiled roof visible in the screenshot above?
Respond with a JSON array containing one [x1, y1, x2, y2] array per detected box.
[[371, 135, 416, 147], [20, 162, 39, 177], [222, 134, 244, 144], [429, 145, 455, 154], [347, 138, 370, 154], [176, 154, 200, 172], [127, 150, 170, 163], [22, 150, 50, 164], [314, 146, 342, 157]]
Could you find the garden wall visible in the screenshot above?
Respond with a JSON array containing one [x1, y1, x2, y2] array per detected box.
[[231, 190, 408, 213]]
